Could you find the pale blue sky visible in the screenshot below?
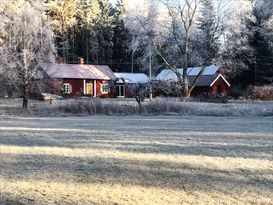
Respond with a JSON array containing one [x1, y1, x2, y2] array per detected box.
[[109, 0, 118, 5]]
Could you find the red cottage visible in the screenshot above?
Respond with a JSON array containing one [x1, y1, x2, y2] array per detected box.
[[39, 62, 116, 98], [155, 65, 230, 96]]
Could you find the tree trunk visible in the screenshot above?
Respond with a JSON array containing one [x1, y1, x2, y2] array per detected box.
[[22, 83, 29, 109], [7, 89, 13, 98], [149, 47, 153, 101], [138, 102, 142, 114], [183, 76, 189, 97], [23, 96, 28, 109], [187, 66, 206, 98], [175, 72, 184, 99], [131, 49, 135, 73], [183, 33, 190, 98], [22, 48, 29, 109], [135, 95, 142, 114]]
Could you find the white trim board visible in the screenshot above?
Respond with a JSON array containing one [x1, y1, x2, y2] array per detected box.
[[210, 74, 231, 87], [83, 79, 86, 95], [94, 80, 97, 97]]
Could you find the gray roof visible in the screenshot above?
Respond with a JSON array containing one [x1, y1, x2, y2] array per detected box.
[[40, 63, 116, 80], [154, 65, 230, 87], [155, 65, 219, 81], [188, 75, 216, 86], [114, 73, 149, 83]]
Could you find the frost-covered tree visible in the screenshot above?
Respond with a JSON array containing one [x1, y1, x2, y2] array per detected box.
[[122, 0, 149, 72], [266, 16, 273, 49], [221, 0, 273, 85], [197, 0, 222, 65], [155, 0, 202, 97], [248, 0, 273, 84], [154, 0, 227, 97], [139, 0, 159, 68], [0, 0, 5, 47], [0, 0, 55, 108], [219, 0, 253, 81]]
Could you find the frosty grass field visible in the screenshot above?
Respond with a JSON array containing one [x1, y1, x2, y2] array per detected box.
[[1, 115, 273, 205]]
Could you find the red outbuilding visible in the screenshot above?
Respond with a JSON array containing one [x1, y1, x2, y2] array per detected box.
[[155, 65, 230, 96]]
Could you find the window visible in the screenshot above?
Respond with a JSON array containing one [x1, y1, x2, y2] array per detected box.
[[62, 83, 72, 94], [101, 83, 109, 94]]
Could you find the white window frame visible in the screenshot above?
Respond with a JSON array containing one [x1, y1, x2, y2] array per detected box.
[[62, 83, 72, 94], [101, 83, 109, 94]]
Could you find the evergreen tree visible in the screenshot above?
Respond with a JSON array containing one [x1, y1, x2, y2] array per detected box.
[[244, 0, 273, 85], [197, 0, 221, 65], [89, 0, 115, 64], [76, 0, 100, 63], [219, 0, 253, 85], [221, 0, 273, 86], [112, 1, 131, 71], [45, 0, 79, 62]]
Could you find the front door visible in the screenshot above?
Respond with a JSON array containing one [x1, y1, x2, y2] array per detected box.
[[217, 85, 222, 95], [116, 84, 125, 97], [86, 83, 93, 95]]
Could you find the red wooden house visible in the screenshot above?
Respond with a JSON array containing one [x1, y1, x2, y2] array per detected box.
[[155, 65, 230, 96], [39, 61, 116, 98]]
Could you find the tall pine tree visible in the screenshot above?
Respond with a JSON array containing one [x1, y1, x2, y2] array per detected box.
[[243, 0, 273, 85], [112, 0, 131, 71], [45, 0, 78, 62], [197, 0, 221, 65]]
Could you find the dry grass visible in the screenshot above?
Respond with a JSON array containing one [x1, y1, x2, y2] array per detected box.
[[1, 97, 273, 117], [0, 116, 273, 205]]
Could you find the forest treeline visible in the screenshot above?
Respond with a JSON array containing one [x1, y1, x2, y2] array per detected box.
[[0, 0, 273, 90]]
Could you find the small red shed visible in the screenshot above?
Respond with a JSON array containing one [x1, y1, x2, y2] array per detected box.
[[39, 62, 116, 98]]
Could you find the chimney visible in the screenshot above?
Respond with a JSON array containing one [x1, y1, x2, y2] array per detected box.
[[78, 57, 84, 65]]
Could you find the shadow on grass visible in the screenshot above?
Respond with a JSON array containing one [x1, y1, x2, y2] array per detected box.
[[1, 133, 272, 160], [1, 152, 273, 193]]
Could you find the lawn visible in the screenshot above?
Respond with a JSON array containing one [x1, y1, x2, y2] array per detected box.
[[0, 115, 273, 205]]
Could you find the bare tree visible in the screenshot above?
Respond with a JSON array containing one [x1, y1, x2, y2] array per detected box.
[[154, 0, 200, 97], [127, 83, 148, 113], [0, 0, 55, 109], [155, 0, 225, 97], [127, 80, 171, 113], [122, 0, 149, 72]]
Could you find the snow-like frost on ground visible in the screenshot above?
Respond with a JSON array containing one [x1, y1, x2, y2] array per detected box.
[[0, 116, 273, 204]]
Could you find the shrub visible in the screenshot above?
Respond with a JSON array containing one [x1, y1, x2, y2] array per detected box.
[[246, 85, 273, 100], [227, 89, 244, 99], [1, 98, 273, 117]]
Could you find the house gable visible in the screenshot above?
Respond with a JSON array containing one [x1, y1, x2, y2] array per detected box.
[[210, 74, 230, 87]]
